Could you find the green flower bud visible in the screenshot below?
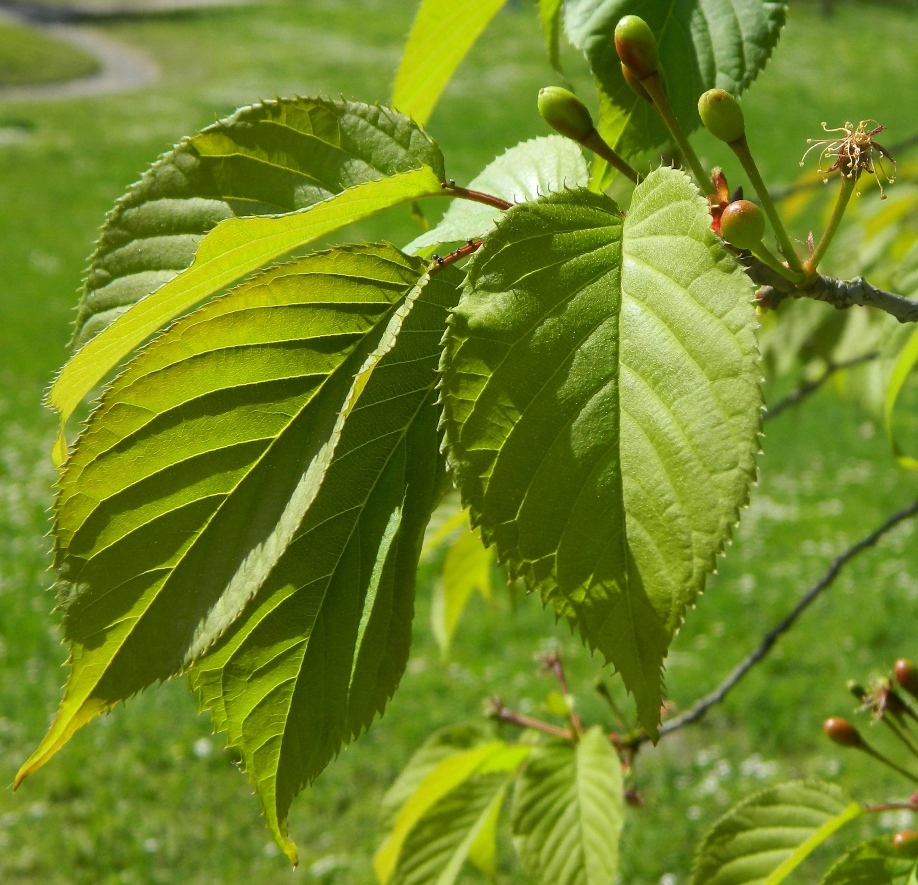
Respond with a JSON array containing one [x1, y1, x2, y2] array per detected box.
[[823, 717, 863, 748], [719, 200, 765, 250], [538, 87, 594, 142], [614, 16, 659, 80], [621, 63, 652, 102], [698, 89, 745, 144]]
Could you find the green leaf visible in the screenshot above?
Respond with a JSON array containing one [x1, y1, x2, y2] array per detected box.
[[564, 0, 786, 156], [510, 727, 624, 885], [539, 0, 565, 74], [431, 525, 494, 657], [884, 325, 918, 470], [18, 245, 435, 802], [440, 169, 761, 734], [406, 135, 588, 255], [73, 96, 445, 350], [392, 0, 511, 125], [49, 167, 445, 463], [692, 779, 863, 885], [184, 265, 466, 863], [375, 741, 530, 885], [381, 723, 496, 829], [822, 835, 918, 885]]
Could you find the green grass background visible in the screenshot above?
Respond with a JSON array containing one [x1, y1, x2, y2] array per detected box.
[[0, 20, 100, 87], [0, 1, 916, 882]]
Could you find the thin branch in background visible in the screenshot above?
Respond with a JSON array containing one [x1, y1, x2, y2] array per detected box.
[[539, 651, 584, 736], [487, 697, 573, 741], [626, 497, 918, 748], [764, 351, 879, 421]]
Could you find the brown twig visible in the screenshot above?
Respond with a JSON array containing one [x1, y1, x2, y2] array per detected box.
[[764, 352, 879, 421], [539, 651, 583, 737], [625, 497, 918, 748], [488, 697, 573, 740], [429, 239, 482, 272], [440, 180, 512, 211]]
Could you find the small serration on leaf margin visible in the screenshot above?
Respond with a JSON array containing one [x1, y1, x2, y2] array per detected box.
[[440, 170, 760, 736], [692, 779, 863, 885], [17, 245, 431, 798], [187, 267, 466, 864], [376, 740, 530, 885], [74, 96, 445, 349], [49, 167, 445, 465], [510, 727, 624, 885], [392, 0, 510, 125], [564, 0, 786, 158]]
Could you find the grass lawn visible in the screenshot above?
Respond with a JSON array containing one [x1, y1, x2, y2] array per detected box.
[[0, 1, 916, 882], [0, 20, 100, 87]]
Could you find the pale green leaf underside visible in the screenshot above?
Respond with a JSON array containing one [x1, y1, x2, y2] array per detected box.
[[392, 0, 511, 125], [692, 779, 862, 885], [510, 727, 624, 885], [187, 265, 465, 863], [540, 0, 565, 73], [564, 0, 786, 156], [441, 169, 760, 734], [20, 245, 430, 801], [376, 741, 530, 885], [431, 525, 494, 657], [822, 835, 918, 885], [74, 96, 445, 349], [406, 135, 589, 255], [885, 325, 918, 470], [50, 167, 445, 460]]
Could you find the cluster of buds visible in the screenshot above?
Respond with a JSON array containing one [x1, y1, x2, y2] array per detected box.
[[824, 659, 918, 788]]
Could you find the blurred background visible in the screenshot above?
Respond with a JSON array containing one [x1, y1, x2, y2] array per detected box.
[[0, 0, 916, 882]]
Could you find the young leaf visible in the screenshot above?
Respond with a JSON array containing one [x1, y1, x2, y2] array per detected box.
[[406, 135, 588, 255], [392, 0, 510, 125], [539, 0, 565, 74], [18, 245, 432, 794], [375, 741, 530, 885], [510, 727, 624, 885], [564, 0, 786, 157], [74, 97, 445, 350], [187, 266, 467, 863], [884, 325, 918, 470], [381, 723, 496, 828], [822, 834, 918, 885], [692, 779, 863, 885], [50, 167, 445, 463], [431, 526, 495, 657], [440, 169, 761, 735]]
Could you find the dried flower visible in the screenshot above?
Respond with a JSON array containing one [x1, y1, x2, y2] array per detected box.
[[800, 120, 897, 198]]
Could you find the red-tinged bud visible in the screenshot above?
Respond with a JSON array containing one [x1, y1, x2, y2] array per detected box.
[[538, 87, 595, 142], [893, 830, 918, 852], [621, 63, 652, 102], [698, 89, 745, 144], [824, 717, 864, 748], [719, 200, 765, 250], [896, 660, 918, 700], [614, 16, 659, 80]]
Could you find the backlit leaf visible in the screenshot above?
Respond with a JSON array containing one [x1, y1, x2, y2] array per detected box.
[[510, 727, 624, 885], [50, 167, 445, 462], [187, 265, 466, 862], [440, 169, 760, 734], [692, 779, 863, 885], [406, 135, 588, 255], [392, 0, 511, 125], [822, 835, 918, 885], [18, 245, 432, 802]]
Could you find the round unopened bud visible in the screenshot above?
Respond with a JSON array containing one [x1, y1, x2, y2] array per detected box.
[[698, 89, 745, 144], [719, 200, 765, 250], [614, 16, 659, 80], [621, 63, 652, 102], [895, 659, 918, 700], [893, 830, 918, 852], [824, 717, 863, 748], [538, 87, 595, 142]]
